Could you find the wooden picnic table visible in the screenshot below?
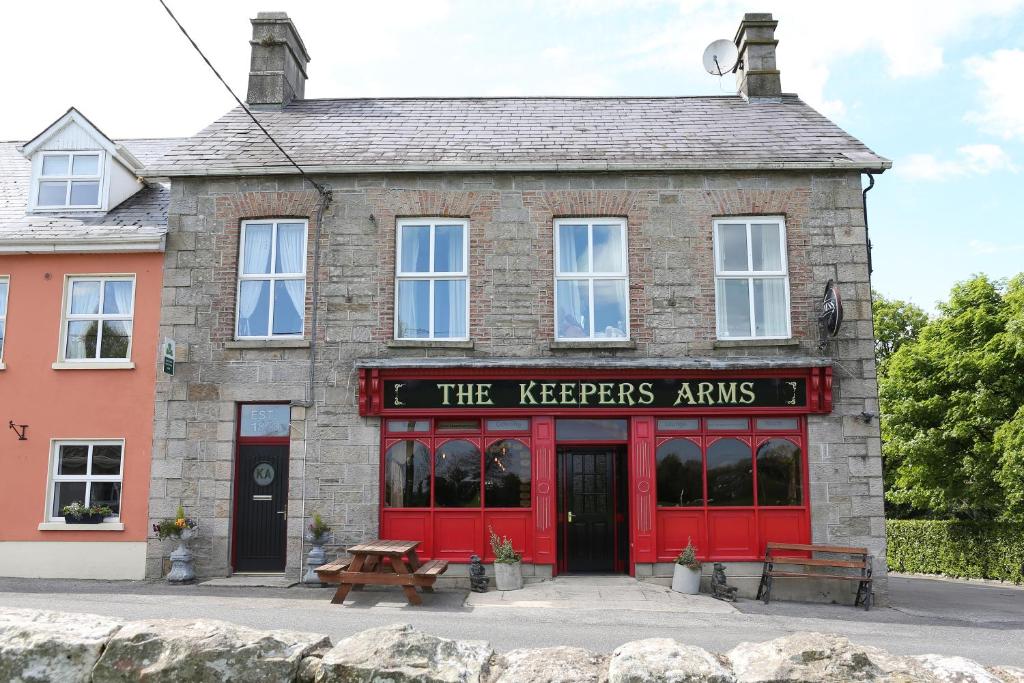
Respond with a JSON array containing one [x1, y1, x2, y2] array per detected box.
[[314, 539, 448, 606]]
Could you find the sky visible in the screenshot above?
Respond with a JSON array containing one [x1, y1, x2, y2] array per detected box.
[[2, 0, 1023, 311]]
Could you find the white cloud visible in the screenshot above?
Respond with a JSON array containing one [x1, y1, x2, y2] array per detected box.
[[965, 49, 1024, 140], [969, 239, 1024, 255], [898, 144, 1017, 180]]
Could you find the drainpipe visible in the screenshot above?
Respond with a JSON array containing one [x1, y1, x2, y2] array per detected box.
[[862, 172, 875, 275]]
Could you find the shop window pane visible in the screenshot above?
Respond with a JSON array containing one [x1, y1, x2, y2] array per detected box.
[[556, 419, 628, 441], [434, 440, 481, 507], [387, 419, 430, 433], [384, 440, 430, 507], [757, 439, 802, 506], [485, 439, 531, 508], [90, 482, 121, 515], [706, 438, 753, 506], [656, 439, 703, 507], [755, 417, 799, 431], [486, 419, 530, 432], [657, 418, 699, 432], [437, 419, 480, 432], [240, 404, 290, 437], [53, 481, 86, 518], [91, 445, 122, 476], [58, 445, 88, 475], [706, 418, 749, 431]]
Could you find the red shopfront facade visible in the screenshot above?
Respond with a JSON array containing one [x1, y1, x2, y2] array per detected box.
[[358, 363, 833, 575]]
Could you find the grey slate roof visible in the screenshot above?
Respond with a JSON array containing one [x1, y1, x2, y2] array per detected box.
[[0, 138, 184, 247], [147, 95, 890, 176]]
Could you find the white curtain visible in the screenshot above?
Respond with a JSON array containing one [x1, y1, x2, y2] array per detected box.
[[439, 280, 467, 337], [108, 281, 133, 316], [557, 281, 588, 338], [755, 278, 788, 336], [276, 224, 304, 274], [752, 224, 783, 271], [71, 281, 100, 314], [436, 225, 463, 272], [400, 226, 425, 273], [243, 226, 272, 274], [398, 281, 426, 337], [277, 280, 305, 334]]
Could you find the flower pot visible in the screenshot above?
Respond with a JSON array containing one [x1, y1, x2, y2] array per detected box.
[[65, 513, 105, 524], [303, 536, 328, 585], [672, 564, 702, 594], [494, 560, 523, 591], [167, 527, 198, 584]]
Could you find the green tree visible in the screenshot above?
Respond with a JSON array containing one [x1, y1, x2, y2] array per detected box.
[[880, 274, 1024, 521], [872, 290, 928, 378]]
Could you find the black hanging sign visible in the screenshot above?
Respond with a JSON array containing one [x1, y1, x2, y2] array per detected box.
[[818, 279, 843, 346], [384, 377, 806, 410]]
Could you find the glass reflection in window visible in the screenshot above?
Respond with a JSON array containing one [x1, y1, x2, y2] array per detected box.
[[756, 439, 802, 506], [485, 440, 531, 508], [383, 440, 430, 507], [434, 440, 481, 507], [656, 438, 703, 507], [706, 438, 753, 506]]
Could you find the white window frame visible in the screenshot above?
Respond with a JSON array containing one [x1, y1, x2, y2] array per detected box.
[[57, 275, 136, 363], [712, 216, 792, 340], [394, 218, 470, 341], [46, 439, 125, 523], [32, 151, 105, 210], [235, 219, 309, 340], [0, 275, 8, 366], [553, 217, 630, 341]]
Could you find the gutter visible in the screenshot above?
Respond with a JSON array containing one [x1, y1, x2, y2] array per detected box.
[[144, 159, 893, 178], [0, 234, 166, 254]]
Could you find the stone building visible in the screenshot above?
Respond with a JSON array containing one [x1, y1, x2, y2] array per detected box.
[[145, 11, 890, 602]]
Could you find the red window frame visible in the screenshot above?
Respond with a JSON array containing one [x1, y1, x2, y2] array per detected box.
[[653, 415, 810, 562], [380, 417, 534, 562]]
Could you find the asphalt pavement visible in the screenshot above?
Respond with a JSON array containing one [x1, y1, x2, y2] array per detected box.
[[0, 573, 1022, 667]]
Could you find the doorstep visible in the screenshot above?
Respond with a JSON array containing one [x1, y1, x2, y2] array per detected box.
[[466, 575, 736, 614], [198, 574, 297, 588]]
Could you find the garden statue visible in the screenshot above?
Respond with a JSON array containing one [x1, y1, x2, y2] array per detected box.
[[711, 562, 738, 602], [469, 554, 488, 592]]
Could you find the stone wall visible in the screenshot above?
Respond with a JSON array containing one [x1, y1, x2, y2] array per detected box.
[[147, 170, 883, 590], [2, 608, 1021, 682]]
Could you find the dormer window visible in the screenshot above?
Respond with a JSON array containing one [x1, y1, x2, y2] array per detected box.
[[35, 151, 103, 209]]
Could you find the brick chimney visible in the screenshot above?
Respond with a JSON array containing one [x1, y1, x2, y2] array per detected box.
[[734, 13, 781, 99], [246, 12, 311, 107]]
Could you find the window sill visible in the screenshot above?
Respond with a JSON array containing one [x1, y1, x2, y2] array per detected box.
[[37, 521, 124, 531], [225, 339, 310, 349], [0, 362, 5, 370], [387, 339, 475, 349], [51, 361, 135, 370], [712, 339, 800, 349], [550, 340, 636, 350]]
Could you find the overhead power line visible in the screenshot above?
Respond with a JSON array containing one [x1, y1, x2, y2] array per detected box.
[[156, 0, 330, 199]]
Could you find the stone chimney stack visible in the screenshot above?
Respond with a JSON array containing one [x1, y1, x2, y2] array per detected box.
[[246, 12, 311, 107], [734, 13, 781, 99]]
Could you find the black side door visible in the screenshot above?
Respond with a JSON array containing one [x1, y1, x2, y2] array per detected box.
[[561, 448, 615, 572], [234, 444, 289, 572]]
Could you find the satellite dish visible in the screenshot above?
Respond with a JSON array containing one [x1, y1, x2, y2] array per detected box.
[[702, 39, 738, 76]]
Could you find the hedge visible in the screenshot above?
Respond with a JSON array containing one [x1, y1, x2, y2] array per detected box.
[[887, 520, 1024, 584]]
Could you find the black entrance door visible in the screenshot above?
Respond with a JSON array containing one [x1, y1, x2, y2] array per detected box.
[[560, 448, 616, 572], [234, 444, 289, 572]]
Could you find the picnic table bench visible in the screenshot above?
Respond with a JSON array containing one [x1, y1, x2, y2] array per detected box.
[[756, 541, 874, 610], [315, 539, 448, 606]]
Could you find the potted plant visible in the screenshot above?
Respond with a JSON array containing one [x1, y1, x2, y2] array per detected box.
[[489, 526, 523, 591], [672, 537, 702, 594], [303, 512, 331, 585], [62, 502, 114, 524], [154, 505, 199, 583]]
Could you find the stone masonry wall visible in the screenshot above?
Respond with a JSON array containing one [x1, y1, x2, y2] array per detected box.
[[147, 170, 884, 595]]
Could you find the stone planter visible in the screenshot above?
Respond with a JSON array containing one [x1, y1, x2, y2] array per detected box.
[[303, 534, 329, 585], [64, 513, 106, 524], [672, 563, 701, 594], [167, 528, 197, 584], [494, 561, 523, 591]]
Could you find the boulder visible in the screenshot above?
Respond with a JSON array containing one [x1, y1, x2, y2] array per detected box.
[[992, 666, 1024, 683], [312, 623, 493, 683], [0, 607, 122, 683], [608, 638, 734, 683], [491, 646, 609, 682], [726, 631, 939, 682], [914, 655, 1003, 683], [90, 617, 329, 682]]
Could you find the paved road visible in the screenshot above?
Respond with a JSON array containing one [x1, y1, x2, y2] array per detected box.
[[0, 574, 1022, 667]]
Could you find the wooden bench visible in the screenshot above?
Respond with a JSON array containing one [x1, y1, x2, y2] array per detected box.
[[314, 540, 448, 606], [756, 542, 874, 610]]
